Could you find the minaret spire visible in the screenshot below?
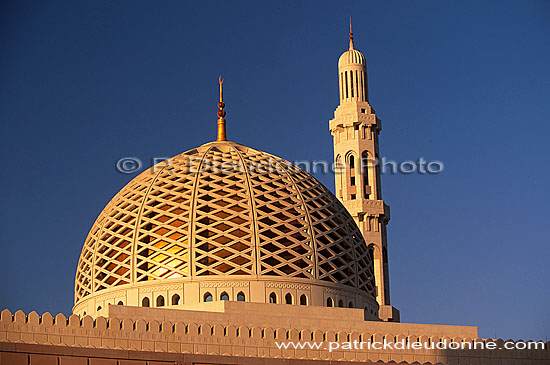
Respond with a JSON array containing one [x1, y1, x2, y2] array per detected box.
[[216, 75, 227, 142], [349, 16, 354, 50]]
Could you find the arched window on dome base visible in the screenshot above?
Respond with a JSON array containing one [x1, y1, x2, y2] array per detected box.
[[172, 294, 181, 305], [220, 292, 229, 301], [204, 292, 213, 302], [269, 292, 277, 304], [156, 295, 165, 307], [142, 297, 150, 307], [300, 294, 308, 306], [327, 297, 334, 307], [285, 293, 293, 305], [237, 292, 245, 302]]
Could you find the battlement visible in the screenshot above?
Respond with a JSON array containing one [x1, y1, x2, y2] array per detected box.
[[1, 305, 548, 364]]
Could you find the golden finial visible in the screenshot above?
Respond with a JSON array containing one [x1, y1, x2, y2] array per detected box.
[[349, 16, 354, 50], [216, 75, 227, 142]]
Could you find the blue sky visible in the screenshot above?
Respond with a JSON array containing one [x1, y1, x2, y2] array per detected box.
[[1, 0, 549, 341]]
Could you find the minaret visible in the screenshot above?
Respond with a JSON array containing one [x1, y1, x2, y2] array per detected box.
[[329, 21, 399, 322]]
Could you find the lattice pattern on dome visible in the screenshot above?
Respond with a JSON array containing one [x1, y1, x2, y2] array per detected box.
[[75, 141, 376, 304], [192, 146, 254, 276], [284, 165, 374, 292], [134, 151, 199, 282], [235, 146, 314, 278]]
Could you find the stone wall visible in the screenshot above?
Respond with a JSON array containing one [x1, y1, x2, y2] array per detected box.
[[0, 306, 548, 364]]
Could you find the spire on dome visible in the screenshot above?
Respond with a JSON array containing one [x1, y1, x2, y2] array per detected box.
[[217, 75, 227, 142], [349, 16, 354, 50]]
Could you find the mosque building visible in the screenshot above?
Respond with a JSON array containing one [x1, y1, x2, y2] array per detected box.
[[0, 24, 547, 365]]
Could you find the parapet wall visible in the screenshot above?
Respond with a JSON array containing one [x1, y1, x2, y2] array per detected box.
[[0, 305, 548, 364], [108, 300, 475, 338]]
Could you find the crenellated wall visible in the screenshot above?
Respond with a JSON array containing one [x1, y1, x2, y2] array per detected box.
[[1, 303, 548, 364]]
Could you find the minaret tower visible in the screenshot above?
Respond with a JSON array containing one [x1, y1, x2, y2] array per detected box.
[[329, 21, 399, 322]]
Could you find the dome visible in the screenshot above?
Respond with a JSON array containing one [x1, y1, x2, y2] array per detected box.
[[74, 140, 377, 316], [338, 48, 367, 68]]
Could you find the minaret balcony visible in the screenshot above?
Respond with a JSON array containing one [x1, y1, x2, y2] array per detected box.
[[342, 199, 390, 219], [329, 111, 380, 131]]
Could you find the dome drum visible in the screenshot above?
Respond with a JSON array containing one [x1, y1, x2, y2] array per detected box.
[[73, 278, 379, 319]]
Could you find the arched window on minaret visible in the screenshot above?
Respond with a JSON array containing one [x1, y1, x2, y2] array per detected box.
[[362, 71, 368, 101], [355, 71, 361, 99], [358, 71, 363, 101], [335, 155, 343, 198], [340, 73, 344, 101], [350, 71, 354, 97], [344, 71, 349, 98], [355, 71, 359, 99], [348, 154, 357, 200], [362, 151, 372, 199], [375, 153, 382, 198]]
